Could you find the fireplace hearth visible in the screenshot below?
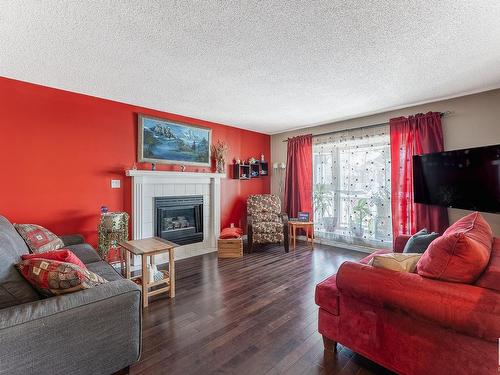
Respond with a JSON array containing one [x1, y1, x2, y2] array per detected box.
[[154, 196, 203, 245]]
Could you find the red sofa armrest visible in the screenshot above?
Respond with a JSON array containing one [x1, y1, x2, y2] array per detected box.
[[394, 234, 411, 253], [336, 261, 500, 342]]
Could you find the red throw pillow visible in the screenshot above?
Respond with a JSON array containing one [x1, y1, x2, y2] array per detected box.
[[21, 249, 87, 270], [219, 227, 243, 239], [443, 211, 493, 247], [416, 212, 493, 283], [14, 223, 64, 253], [16, 259, 107, 296]]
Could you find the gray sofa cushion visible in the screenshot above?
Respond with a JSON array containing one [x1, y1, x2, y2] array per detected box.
[[66, 242, 124, 282], [60, 234, 85, 246], [86, 261, 124, 282], [0, 216, 40, 309], [0, 279, 141, 375], [64, 243, 102, 264]]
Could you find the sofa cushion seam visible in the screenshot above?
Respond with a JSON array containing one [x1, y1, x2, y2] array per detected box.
[[0, 287, 141, 330]]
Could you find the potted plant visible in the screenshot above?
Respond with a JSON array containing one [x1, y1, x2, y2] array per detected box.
[[371, 187, 391, 238], [351, 198, 372, 237], [211, 140, 229, 173], [313, 184, 337, 231]]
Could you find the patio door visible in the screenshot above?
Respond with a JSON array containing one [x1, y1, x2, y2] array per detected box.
[[313, 124, 392, 249]]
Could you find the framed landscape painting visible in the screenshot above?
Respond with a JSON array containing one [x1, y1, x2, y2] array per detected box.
[[138, 114, 212, 166]]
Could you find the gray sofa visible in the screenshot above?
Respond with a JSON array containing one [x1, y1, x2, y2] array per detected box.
[[0, 215, 141, 375]]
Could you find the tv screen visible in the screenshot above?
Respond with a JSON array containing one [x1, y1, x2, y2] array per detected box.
[[413, 144, 500, 213]]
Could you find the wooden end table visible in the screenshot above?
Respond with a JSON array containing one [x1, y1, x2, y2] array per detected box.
[[119, 237, 177, 308], [288, 221, 314, 251]]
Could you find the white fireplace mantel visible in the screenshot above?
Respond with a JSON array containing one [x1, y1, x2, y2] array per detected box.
[[125, 169, 225, 262], [126, 170, 226, 180]]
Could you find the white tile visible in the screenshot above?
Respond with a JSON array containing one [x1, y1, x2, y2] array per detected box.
[[174, 247, 188, 260], [143, 197, 153, 210], [143, 209, 153, 224], [185, 184, 196, 195], [142, 224, 153, 238], [195, 184, 204, 195], [174, 184, 185, 195], [162, 184, 174, 196], [155, 253, 168, 264], [143, 185, 154, 197], [154, 184, 163, 196]]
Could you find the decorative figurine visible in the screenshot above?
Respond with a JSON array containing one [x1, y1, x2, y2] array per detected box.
[[181, 165, 186, 172], [236, 158, 241, 165], [249, 157, 257, 164], [261, 154, 265, 162], [132, 162, 138, 170], [151, 163, 156, 171]]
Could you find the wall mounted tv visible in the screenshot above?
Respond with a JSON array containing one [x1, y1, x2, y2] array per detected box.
[[413, 144, 500, 213]]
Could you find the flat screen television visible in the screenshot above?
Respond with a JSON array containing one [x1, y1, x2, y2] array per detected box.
[[413, 144, 500, 213]]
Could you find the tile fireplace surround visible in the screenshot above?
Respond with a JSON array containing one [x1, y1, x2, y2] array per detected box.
[[126, 170, 225, 266]]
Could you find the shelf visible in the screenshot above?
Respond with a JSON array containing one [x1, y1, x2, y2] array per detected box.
[[232, 161, 269, 180], [131, 270, 170, 288]]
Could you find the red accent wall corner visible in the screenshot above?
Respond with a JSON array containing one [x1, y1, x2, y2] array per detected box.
[[0, 77, 270, 246]]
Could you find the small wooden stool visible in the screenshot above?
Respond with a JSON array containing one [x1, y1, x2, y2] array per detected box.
[[288, 221, 314, 251], [218, 237, 243, 258], [119, 237, 177, 308]]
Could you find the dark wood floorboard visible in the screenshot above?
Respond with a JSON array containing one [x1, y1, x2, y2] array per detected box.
[[131, 242, 395, 375]]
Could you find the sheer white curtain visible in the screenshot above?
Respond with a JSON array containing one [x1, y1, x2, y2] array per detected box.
[[313, 124, 392, 249]]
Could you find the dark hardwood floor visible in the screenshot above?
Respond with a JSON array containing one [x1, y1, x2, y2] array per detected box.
[[131, 242, 394, 375]]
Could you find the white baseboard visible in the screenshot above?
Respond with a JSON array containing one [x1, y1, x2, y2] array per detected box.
[[305, 236, 376, 254]]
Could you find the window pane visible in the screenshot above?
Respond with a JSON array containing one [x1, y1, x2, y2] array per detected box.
[[313, 125, 392, 249]]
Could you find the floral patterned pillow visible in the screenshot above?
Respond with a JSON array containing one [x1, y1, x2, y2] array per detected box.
[[16, 259, 107, 296], [14, 223, 64, 253]]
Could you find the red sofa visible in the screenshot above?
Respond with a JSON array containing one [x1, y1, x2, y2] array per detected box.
[[315, 235, 500, 375]]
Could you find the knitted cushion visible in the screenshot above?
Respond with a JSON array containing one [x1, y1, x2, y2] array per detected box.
[[14, 224, 64, 253]]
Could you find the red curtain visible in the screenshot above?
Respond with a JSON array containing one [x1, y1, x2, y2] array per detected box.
[[284, 134, 312, 218], [390, 112, 449, 241]]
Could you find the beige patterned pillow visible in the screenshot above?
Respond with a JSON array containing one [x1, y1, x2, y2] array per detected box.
[[369, 253, 422, 273]]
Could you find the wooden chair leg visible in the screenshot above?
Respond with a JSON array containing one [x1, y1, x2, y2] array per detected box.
[[322, 335, 337, 352]]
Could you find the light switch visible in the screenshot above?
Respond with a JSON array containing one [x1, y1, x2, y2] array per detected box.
[[111, 180, 121, 189]]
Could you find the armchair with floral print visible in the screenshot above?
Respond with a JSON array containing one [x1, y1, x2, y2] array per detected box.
[[247, 194, 289, 253]]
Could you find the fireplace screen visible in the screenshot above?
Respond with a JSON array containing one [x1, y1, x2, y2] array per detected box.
[[154, 196, 203, 245]]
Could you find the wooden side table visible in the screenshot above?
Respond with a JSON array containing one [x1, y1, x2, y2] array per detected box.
[[288, 221, 314, 251], [119, 237, 177, 308]]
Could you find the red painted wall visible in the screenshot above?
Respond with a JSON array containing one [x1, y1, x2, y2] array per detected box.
[[0, 77, 270, 246]]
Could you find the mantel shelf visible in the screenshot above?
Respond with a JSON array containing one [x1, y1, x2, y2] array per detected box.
[[125, 170, 226, 179]]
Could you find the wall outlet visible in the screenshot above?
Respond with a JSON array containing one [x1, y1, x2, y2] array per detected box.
[[111, 179, 121, 189]]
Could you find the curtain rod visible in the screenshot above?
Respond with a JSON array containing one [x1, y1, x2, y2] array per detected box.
[[282, 111, 452, 142]]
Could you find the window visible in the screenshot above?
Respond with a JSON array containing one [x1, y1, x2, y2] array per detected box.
[[313, 124, 392, 249]]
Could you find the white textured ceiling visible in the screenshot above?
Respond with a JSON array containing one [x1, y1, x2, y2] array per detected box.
[[1, 1, 500, 134]]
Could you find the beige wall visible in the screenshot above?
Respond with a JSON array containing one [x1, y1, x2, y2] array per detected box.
[[271, 89, 500, 235]]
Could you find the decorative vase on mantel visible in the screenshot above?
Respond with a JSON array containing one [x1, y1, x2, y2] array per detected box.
[[211, 140, 229, 174], [216, 159, 225, 173]]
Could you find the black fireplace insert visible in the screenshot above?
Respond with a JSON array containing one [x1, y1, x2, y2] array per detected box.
[[154, 196, 203, 245]]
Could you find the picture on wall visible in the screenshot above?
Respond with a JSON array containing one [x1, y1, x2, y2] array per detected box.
[[138, 114, 212, 166]]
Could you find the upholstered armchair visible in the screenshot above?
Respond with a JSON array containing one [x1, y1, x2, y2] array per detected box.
[[247, 194, 289, 253]]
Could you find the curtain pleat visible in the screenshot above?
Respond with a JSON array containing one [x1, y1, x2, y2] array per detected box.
[[284, 135, 313, 218], [390, 112, 449, 242]]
